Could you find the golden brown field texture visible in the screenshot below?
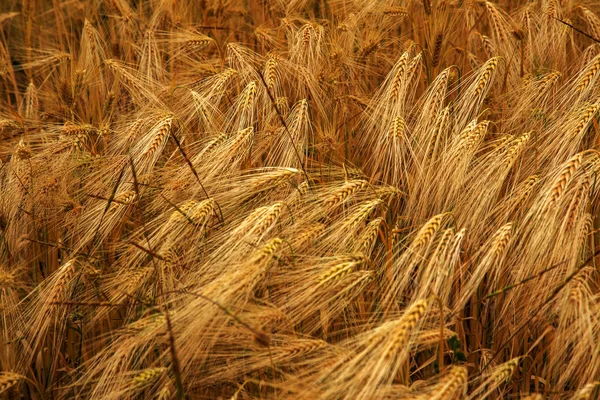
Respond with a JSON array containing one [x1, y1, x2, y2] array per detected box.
[[1, 0, 600, 399]]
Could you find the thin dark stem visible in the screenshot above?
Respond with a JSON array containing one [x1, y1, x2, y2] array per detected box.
[[480, 248, 600, 374], [256, 70, 311, 185], [553, 17, 600, 43], [168, 128, 225, 224], [482, 261, 566, 300], [173, 289, 271, 347], [128, 157, 185, 399]]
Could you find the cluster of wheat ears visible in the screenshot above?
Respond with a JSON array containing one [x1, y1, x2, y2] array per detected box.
[[1, 0, 600, 399]]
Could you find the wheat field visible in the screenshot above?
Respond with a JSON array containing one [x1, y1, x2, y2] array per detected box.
[[0, 0, 599, 398]]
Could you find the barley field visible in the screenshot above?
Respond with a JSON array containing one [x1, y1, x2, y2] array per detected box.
[[0, 0, 599, 398]]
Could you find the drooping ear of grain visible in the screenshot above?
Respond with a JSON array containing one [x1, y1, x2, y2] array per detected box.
[[0, 373, 24, 395]]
